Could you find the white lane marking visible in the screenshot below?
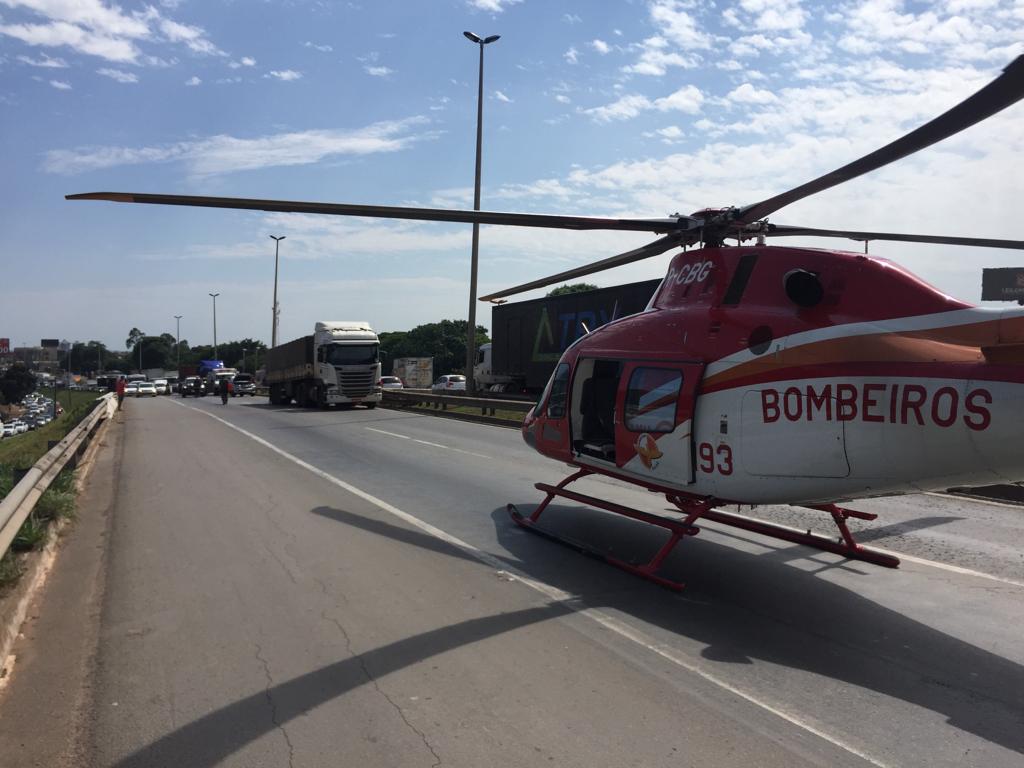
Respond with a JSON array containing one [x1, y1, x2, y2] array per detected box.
[[924, 491, 1024, 509], [366, 427, 411, 440], [173, 398, 889, 768], [366, 426, 491, 459], [702, 511, 1024, 589]]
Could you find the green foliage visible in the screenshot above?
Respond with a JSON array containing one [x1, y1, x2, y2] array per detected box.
[[0, 364, 37, 405], [0, 552, 22, 590], [547, 283, 599, 297], [35, 470, 76, 522], [380, 320, 488, 375], [12, 513, 48, 552]]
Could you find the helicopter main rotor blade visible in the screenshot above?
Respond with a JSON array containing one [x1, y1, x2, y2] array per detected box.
[[735, 56, 1024, 226], [478, 234, 685, 302], [66, 192, 699, 233], [764, 224, 1024, 250]]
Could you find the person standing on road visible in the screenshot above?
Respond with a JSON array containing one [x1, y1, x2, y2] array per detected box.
[[115, 377, 126, 410]]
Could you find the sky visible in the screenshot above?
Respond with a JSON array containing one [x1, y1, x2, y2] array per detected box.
[[2, 0, 1023, 351]]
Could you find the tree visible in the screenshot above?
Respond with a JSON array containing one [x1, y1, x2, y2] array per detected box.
[[381, 320, 488, 375], [547, 283, 599, 297], [125, 327, 145, 350], [0, 364, 37, 405]]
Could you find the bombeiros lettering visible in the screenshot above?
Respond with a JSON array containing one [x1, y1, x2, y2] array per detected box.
[[761, 383, 992, 431]]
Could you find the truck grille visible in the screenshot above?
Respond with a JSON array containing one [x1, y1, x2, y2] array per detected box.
[[337, 368, 374, 398]]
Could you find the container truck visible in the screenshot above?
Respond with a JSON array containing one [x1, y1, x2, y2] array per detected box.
[[391, 357, 433, 389], [476, 279, 662, 393], [266, 321, 382, 408]]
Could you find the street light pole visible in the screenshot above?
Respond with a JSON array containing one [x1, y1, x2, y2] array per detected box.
[[174, 315, 183, 373], [242, 347, 247, 374], [209, 293, 220, 359], [138, 337, 143, 373], [270, 235, 285, 348], [463, 31, 499, 395]]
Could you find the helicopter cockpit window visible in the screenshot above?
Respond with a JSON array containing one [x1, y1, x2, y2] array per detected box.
[[547, 363, 570, 418], [625, 368, 681, 433]]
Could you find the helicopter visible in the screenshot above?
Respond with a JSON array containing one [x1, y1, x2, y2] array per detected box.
[[69, 56, 1024, 590]]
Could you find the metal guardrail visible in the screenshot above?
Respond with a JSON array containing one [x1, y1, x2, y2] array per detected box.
[[383, 389, 533, 417], [0, 393, 114, 559]]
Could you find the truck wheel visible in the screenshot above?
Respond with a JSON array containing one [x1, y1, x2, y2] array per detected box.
[[365, 403, 377, 410]]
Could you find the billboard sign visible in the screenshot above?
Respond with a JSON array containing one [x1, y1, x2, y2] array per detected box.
[[0, 338, 8, 354], [41, 338, 60, 348], [981, 268, 1024, 301]]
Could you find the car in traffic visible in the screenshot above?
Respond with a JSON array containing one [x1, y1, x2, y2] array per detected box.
[[431, 374, 466, 392], [179, 377, 205, 397], [380, 376, 404, 390], [2, 422, 16, 438], [231, 373, 256, 396], [137, 382, 158, 397], [125, 382, 140, 397], [153, 378, 169, 395]]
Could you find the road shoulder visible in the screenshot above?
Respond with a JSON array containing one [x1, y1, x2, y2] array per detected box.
[[0, 411, 123, 767]]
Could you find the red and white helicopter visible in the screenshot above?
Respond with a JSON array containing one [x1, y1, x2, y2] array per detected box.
[[71, 57, 1024, 589]]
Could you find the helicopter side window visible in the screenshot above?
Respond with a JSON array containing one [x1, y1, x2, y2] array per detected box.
[[625, 368, 682, 433], [547, 363, 570, 418]]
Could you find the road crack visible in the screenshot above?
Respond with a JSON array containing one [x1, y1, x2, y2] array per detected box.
[[254, 642, 297, 768], [321, 610, 441, 767]]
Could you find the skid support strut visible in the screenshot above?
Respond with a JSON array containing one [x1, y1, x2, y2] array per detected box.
[[509, 471, 901, 591], [508, 470, 710, 591]]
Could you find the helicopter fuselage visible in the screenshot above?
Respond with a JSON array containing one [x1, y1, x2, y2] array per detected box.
[[522, 245, 1024, 505]]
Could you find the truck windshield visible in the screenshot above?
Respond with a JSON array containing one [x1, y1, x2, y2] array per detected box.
[[324, 344, 379, 365]]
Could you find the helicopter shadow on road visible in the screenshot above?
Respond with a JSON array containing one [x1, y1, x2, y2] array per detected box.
[[485, 501, 1024, 755]]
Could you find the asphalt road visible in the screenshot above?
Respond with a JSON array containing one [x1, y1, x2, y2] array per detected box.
[[4, 394, 1024, 767]]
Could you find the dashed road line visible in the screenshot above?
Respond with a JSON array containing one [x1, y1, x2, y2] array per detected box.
[[365, 426, 491, 459]]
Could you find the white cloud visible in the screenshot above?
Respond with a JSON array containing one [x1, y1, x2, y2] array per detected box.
[[583, 94, 653, 122], [97, 67, 138, 83], [364, 65, 392, 77], [228, 57, 256, 69], [723, 0, 808, 32], [591, 39, 610, 54], [647, 0, 713, 50], [16, 52, 67, 67], [564, 47, 579, 64], [266, 69, 302, 81], [466, 0, 522, 11], [584, 85, 704, 122], [726, 83, 777, 104], [185, 75, 200, 86], [493, 89, 511, 102], [44, 117, 438, 177], [554, 94, 571, 104], [563, 13, 582, 24], [49, 78, 70, 89], [622, 35, 699, 76], [304, 41, 333, 52], [0, 1, 224, 63]]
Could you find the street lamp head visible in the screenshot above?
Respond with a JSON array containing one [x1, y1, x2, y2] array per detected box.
[[484, 34, 500, 44], [463, 31, 482, 43], [270, 235, 285, 242], [209, 292, 220, 298]]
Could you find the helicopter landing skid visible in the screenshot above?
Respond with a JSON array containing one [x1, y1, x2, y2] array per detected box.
[[508, 470, 900, 591], [507, 470, 706, 592]]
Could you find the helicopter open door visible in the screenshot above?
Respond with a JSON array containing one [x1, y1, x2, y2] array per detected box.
[[570, 358, 702, 486]]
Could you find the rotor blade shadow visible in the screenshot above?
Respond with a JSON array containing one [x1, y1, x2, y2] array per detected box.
[[112, 604, 571, 768]]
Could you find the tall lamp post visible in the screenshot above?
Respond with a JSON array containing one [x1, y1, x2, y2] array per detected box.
[[463, 30, 499, 395], [242, 347, 247, 374], [270, 235, 285, 348], [209, 293, 220, 359], [174, 314, 183, 373]]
